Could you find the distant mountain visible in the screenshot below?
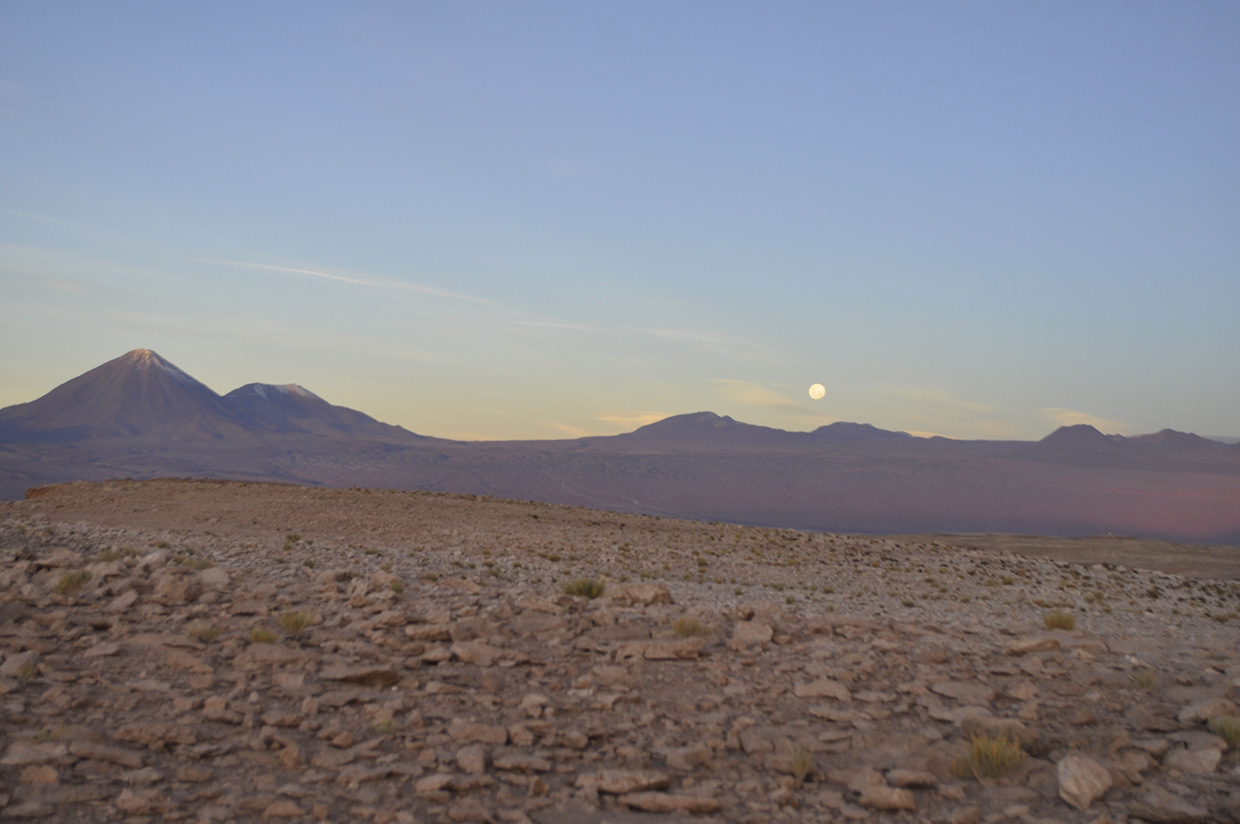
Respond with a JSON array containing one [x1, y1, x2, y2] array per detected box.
[[809, 421, 912, 443], [223, 383, 429, 444], [609, 412, 911, 450], [2, 350, 1238, 543], [0, 349, 256, 442]]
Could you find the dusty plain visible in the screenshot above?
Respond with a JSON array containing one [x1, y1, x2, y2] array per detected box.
[[1, 479, 1238, 823]]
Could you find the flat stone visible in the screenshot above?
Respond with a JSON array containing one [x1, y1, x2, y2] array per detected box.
[[68, 740, 144, 768], [1004, 635, 1060, 656], [930, 680, 997, 705], [1, 742, 69, 766], [619, 792, 720, 814], [576, 769, 669, 795], [1163, 747, 1220, 774], [858, 785, 916, 811], [1057, 753, 1112, 811], [729, 620, 773, 651], [1129, 786, 1210, 822], [794, 678, 852, 701], [447, 719, 508, 746], [320, 664, 400, 687]]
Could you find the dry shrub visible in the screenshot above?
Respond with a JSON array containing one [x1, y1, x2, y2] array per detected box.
[[673, 616, 709, 637], [54, 569, 91, 595], [951, 734, 1024, 779], [1043, 610, 1075, 631], [563, 578, 605, 599], [278, 610, 313, 640]]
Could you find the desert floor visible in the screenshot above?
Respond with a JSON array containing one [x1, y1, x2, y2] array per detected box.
[[1, 478, 1238, 823]]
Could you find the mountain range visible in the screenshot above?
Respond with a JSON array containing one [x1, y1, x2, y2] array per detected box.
[[2, 349, 1238, 544]]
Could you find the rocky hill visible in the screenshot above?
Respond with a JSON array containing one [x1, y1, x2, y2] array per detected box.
[[1, 479, 1238, 822]]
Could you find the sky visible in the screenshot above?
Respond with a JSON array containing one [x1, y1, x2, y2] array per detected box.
[[2, 2, 1238, 442]]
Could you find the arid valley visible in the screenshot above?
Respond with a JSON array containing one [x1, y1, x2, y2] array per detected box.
[[1, 479, 1238, 823]]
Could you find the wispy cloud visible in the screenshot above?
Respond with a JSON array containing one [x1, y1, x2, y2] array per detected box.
[[546, 421, 597, 438], [708, 379, 799, 410], [201, 260, 491, 305], [595, 411, 668, 429], [1040, 407, 1134, 434], [510, 319, 613, 336], [863, 384, 1018, 439], [2, 210, 96, 231]]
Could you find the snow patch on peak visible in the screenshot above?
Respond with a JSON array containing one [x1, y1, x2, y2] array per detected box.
[[276, 384, 322, 401], [126, 348, 193, 385], [252, 384, 267, 400]]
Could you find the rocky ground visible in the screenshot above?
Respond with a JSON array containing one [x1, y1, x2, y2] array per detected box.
[[1, 478, 1238, 824]]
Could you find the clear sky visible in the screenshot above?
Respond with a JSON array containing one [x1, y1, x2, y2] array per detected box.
[[2, 2, 1238, 441]]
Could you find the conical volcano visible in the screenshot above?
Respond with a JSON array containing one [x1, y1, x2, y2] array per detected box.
[[0, 349, 257, 442]]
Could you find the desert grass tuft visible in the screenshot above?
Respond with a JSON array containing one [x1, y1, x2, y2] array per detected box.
[[562, 578, 605, 599], [188, 623, 223, 643], [53, 569, 91, 595], [790, 745, 813, 787], [1207, 715, 1240, 748], [248, 626, 279, 644], [16, 661, 38, 684], [1133, 669, 1156, 690], [951, 734, 1025, 779], [278, 609, 313, 640], [673, 616, 709, 637], [1043, 609, 1075, 631]]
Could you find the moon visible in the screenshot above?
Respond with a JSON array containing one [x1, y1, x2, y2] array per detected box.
[[808, 383, 826, 400]]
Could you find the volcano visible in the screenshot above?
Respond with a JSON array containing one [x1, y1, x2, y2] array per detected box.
[[0, 349, 257, 442]]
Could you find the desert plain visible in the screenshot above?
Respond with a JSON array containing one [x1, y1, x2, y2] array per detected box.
[[1, 479, 1238, 823]]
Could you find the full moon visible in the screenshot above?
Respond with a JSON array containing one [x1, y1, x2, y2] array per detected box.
[[808, 383, 826, 400]]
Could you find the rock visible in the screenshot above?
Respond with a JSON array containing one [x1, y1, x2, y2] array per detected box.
[[1, 742, 68, 766], [20, 765, 59, 784], [887, 769, 936, 788], [0, 650, 39, 678], [606, 583, 672, 606], [1057, 753, 1112, 810], [1128, 786, 1210, 822], [858, 784, 916, 811], [320, 664, 401, 687], [930, 680, 997, 705], [575, 769, 669, 795], [728, 620, 773, 651], [115, 788, 165, 815], [793, 678, 852, 701], [1004, 635, 1060, 655], [447, 719, 508, 746], [1162, 746, 1220, 774], [619, 792, 721, 813], [457, 744, 487, 775], [1177, 696, 1239, 724], [263, 800, 304, 818], [68, 740, 144, 768]]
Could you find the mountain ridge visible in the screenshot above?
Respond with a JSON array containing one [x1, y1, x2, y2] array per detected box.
[[2, 350, 1238, 544]]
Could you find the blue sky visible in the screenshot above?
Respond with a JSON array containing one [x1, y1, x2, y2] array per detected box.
[[2, 2, 1237, 440]]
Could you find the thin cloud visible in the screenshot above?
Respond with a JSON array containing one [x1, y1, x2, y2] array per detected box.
[[202, 260, 491, 305], [709, 379, 799, 410], [2, 210, 96, 231], [595, 412, 668, 429], [1040, 407, 1134, 434], [631, 327, 731, 347], [510, 319, 613, 336], [546, 422, 597, 438]]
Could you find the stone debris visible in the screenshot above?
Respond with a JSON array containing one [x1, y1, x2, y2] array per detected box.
[[1, 478, 1239, 824]]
